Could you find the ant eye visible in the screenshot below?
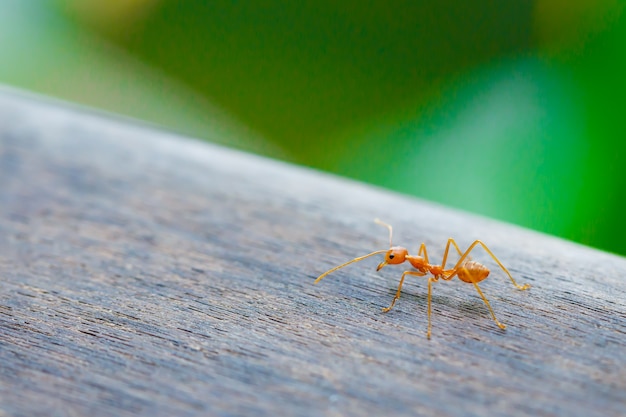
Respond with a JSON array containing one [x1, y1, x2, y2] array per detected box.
[[389, 254, 395, 259]]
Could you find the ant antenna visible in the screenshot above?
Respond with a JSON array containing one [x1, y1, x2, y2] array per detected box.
[[314, 219, 394, 285], [374, 218, 393, 247], [313, 249, 388, 284]]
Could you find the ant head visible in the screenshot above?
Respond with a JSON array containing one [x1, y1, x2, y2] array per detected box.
[[377, 246, 408, 271]]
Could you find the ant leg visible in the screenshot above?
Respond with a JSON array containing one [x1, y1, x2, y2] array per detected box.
[[440, 238, 465, 270], [471, 281, 506, 330], [417, 243, 430, 264], [453, 240, 530, 290], [427, 276, 435, 339], [382, 270, 426, 313]]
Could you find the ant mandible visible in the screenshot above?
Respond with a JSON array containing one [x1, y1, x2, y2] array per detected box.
[[314, 219, 531, 339]]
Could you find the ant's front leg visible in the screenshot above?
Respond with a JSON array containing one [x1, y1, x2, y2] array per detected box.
[[382, 270, 426, 313], [417, 243, 430, 264]]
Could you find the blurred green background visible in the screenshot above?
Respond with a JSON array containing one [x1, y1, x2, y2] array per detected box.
[[1, 1, 625, 255]]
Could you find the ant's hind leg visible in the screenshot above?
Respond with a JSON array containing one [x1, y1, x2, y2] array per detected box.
[[472, 282, 506, 330], [382, 270, 426, 313]]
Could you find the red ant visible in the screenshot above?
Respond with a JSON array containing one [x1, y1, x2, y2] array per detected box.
[[315, 219, 531, 339]]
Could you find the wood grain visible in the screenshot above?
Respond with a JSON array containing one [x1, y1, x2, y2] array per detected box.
[[0, 88, 624, 417]]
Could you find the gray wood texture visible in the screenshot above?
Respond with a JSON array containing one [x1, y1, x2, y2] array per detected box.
[[0, 88, 625, 417]]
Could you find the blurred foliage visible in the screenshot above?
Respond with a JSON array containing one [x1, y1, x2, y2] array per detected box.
[[3, 1, 626, 255], [73, 0, 535, 161], [0, 1, 283, 156]]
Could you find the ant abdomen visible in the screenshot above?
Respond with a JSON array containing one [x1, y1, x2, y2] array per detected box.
[[456, 260, 490, 283]]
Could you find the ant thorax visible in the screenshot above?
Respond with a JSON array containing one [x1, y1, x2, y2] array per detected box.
[[407, 255, 428, 271]]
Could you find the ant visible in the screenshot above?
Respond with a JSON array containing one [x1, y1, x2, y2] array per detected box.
[[314, 219, 530, 339]]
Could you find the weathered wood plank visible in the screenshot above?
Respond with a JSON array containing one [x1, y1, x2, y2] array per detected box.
[[0, 87, 624, 417]]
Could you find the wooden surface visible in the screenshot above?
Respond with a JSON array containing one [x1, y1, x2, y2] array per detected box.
[[0, 88, 625, 417]]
